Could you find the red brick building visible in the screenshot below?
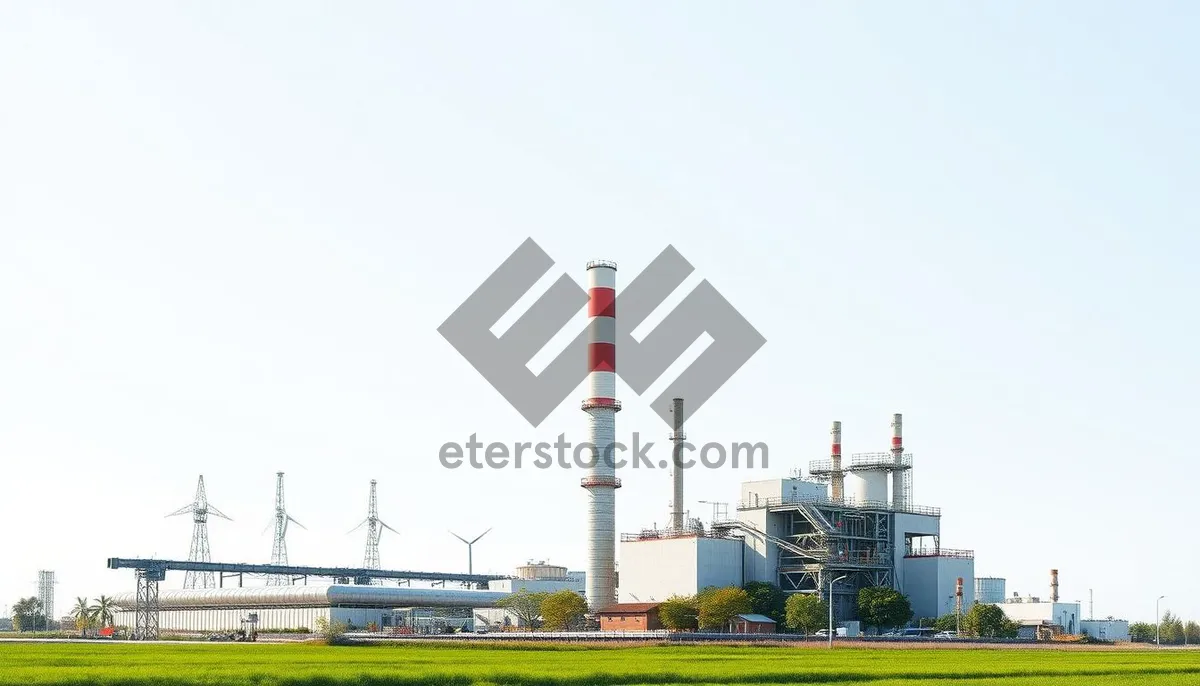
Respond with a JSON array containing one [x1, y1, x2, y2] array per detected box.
[[595, 602, 663, 631]]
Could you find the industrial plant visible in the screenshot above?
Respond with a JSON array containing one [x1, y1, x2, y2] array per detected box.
[[98, 258, 1101, 640]]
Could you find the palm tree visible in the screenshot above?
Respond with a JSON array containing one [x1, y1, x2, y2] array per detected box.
[[71, 597, 93, 633], [90, 596, 115, 628]]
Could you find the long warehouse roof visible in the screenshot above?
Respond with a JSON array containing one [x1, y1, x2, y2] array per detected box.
[[109, 584, 509, 610]]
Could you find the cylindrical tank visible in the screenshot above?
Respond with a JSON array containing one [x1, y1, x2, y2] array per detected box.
[[975, 577, 1007, 604], [516, 563, 568, 580], [845, 471, 889, 504]]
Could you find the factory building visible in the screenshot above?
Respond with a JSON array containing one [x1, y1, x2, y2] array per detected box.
[[995, 596, 1082, 637], [1080, 619, 1130, 642], [110, 585, 506, 633], [617, 415, 976, 625], [991, 571, 1082, 637]]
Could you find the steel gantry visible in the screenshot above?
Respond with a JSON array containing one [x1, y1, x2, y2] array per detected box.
[[107, 558, 509, 640]]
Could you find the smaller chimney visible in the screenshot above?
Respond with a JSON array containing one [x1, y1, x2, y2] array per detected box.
[[669, 398, 686, 530], [955, 577, 964, 627], [1050, 569, 1059, 602], [890, 413, 905, 508], [831, 421, 844, 501]]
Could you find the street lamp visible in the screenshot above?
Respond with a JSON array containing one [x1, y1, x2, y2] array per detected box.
[[1157, 595, 1166, 646], [828, 575, 848, 648]]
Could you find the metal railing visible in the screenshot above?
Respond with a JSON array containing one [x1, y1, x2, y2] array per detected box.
[[809, 452, 913, 475], [905, 547, 974, 559], [620, 525, 736, 542], [738, 494, 940, 517]]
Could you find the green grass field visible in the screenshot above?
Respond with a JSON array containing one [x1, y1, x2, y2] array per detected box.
[[2, 642, 1199, 686]]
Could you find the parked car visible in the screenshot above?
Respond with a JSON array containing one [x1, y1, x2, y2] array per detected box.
[[814, 628, 848, 637], [933, 631, 958, 639]]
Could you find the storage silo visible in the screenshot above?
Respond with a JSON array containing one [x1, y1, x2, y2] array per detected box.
[[975, 577, 1006, 604]]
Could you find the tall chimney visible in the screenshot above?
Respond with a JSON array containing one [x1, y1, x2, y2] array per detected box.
[[1050, 569, 1059, 603], [581, 260, 620, 612], [890, 413, 905, 508], [669, 398, 686, 530], [830, 421, 844, 501]]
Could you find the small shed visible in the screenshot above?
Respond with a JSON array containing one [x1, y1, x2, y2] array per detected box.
[[595, 602, 663, 631], [731, 613, 777, 634]]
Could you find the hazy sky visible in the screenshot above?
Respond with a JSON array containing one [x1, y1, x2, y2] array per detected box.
[[1, 2, 1196, 623]]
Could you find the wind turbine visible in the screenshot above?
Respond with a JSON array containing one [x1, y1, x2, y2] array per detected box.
[[449, 528, 492, 575], [349, 479, 399, 575]]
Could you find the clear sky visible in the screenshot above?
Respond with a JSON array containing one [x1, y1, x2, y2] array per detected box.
[[1, 2, 1196, 624]]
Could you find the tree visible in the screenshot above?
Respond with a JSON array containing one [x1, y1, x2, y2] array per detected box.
[[743, 581, 786, 624], [539, 590, 588, 631], [496, 589, 549, 630], [697, 586, 752, 631], [658, 595, 699, 631], [1159, 611, 1185, 645], [960, 603, 1018, 638], [313, 616, 348, 645], [12, 597, 44, 632], [856, 587, 913, 632], [931, 614, 959, 632], [1129, 622, 1156, 643], [71, 597, 94, 633], [1186, 621, 1200, 644], [784, 593, 827, 635], [90, 596, 116, 628]]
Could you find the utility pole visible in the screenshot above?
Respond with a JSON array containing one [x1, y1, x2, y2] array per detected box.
[[828, 575, 848, 648], [1157, 595, 1166, 646]]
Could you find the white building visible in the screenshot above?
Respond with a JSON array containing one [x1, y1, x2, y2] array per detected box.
[[618, 534, 743, 603], [901, 551, 975, 620]]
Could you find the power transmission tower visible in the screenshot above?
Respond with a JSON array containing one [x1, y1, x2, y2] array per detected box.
[[166, 475, 231, 589], [267, 471, 305, 585], [349, 479, 398, 580]]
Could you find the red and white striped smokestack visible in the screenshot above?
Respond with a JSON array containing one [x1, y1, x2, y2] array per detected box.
[[581, 259, 619, 612], [831, 421, 844, 501], [890, 413, 905, 508]]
